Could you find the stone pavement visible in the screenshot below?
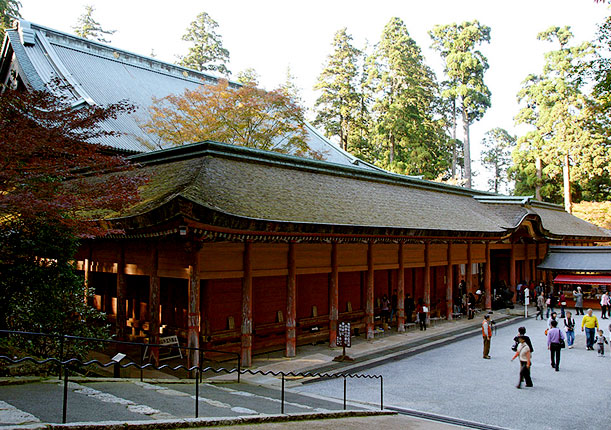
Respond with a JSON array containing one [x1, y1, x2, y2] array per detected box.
[[295, 308, 611, 430], [214, 308, 523, 386]]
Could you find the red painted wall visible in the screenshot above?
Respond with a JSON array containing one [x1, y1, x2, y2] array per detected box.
[[206, 278, 242, 332], [339, 271, 362, 312], [253, 276, 287, 325], [297, 273, 329, 319], [374, 270, 390, 301]]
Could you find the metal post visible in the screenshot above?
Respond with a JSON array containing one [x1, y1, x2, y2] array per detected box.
[[140, 344, 144, 382], [281, 374, 285, 414], [237, 354, 241, 383], [195, 368, 199, 418], [58, 333, 65, 380], [62, 366, 69, 424], [380, 376, 384, 410], [343, 375, 347, 410]]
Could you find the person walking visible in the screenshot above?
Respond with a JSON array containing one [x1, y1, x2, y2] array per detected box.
[[390, 289, 398, 323], [536, 292, 545, 320], [547, 319, 565, 371], [573, 287, 584, 315], [581, 308, 599, 351], [546, 292, 556, 318], [513, 326, 534, 353], [416, 298, 427, 331], [563, 311, 575, 349], [559, 292, 567, 318], [547, 311, 558, 330], [482, 314, 492, 359], [600, 291, 610, 319], [595, 329, 608, 356], [511, 336, 533, 388]]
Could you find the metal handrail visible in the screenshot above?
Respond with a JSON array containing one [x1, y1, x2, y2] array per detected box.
[[0, 330, 384, 424]]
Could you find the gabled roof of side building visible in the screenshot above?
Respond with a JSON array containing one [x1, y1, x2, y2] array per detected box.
[[0, 19, 381, 171]]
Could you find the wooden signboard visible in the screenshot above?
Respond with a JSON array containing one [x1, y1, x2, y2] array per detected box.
[[337, 321, 351, 348]]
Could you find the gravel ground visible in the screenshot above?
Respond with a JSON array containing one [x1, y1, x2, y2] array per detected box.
[[295, 311, 611, 430]]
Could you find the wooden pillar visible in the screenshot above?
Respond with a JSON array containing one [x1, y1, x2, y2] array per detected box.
[[466, 241, 473, 294], [329, 242, 339, 347], [83, 255, 91, 304], [424, 242, 431, 324], [484, 242, 492, 310], [187, 245, 201, 369], [241, 241, 253, 367], [397, 243, 406, 332], [524, 243, 531, 282], [148, 244, 160, 366], [116, 244, 127, 340], [446, 244, 453, 320], [510, 244, 516, 301], [286, 241, 297, 357], [366, 241, 375, 340]]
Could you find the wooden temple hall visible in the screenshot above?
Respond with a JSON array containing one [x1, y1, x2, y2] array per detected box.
[[2, 20, 610, 367], [75, 142, 611, 366]]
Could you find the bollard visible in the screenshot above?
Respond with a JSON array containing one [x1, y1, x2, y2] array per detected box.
[[281, 374, 285, 414], [195, 368, 199, 418], [380, 376, 384, 410], [343, 375, 347, 410], [62, 365, 69, 424], [237, 355, 241, 383], [139, 345, 144, 382]]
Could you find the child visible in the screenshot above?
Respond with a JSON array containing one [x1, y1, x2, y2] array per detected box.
[[595, 329, 608, 356]]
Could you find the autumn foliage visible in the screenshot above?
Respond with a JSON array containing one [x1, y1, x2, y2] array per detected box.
[[0, 83, 145, 236], [140, 79, 319, 158]]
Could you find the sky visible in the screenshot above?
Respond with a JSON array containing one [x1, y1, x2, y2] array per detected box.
[[16, 0, 610, 191]]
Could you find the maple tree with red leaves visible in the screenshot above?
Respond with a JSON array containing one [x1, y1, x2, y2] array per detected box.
[[0, 83, 145, 350], [0, 82, 145, 236]]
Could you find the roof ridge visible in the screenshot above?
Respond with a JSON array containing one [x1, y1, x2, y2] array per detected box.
[[128, 140, 499, 199]]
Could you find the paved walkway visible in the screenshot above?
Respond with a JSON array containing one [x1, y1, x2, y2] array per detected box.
[[295, 309, 611, 430], [214, 309, 522, 385]]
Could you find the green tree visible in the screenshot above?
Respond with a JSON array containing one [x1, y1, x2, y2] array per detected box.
[[0, 0, 20, 38], [366, 17, 450, 179], [313, 28, 362, 152], [480, 128, 515, 193], [178, 11, 230, 76], [140, 79, 317, 157], [72, 5, 116, 43], [430, 21, 492, 188], [512, 26, 609, 208]]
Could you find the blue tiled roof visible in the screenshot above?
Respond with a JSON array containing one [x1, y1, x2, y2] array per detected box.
[[2, 19, 379, 168]]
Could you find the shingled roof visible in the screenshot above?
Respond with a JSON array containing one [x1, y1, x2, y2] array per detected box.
[[0, 20, 378, 171], [105, 141, 611, 241]]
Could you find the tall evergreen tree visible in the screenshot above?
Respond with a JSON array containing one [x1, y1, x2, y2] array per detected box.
[[0, 0, 20, 39], [313, 28, 362, 152], [430, 21, 492, 188], [178, 11, 230, 76], [480, 128, 515, 194], [367, 17, 449, 178], [512, 26, 609, 208], [72, 5, 116, 43]]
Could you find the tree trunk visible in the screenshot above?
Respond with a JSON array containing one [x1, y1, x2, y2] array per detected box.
[[461, 104, 472, 188], [535, 157, 542, 201], [389, 132, 395, 164], [451, 98, 457, 178], [563, 153, 572, 213]]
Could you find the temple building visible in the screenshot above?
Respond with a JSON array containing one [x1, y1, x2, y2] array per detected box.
[[2, 20, 610, 367]]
